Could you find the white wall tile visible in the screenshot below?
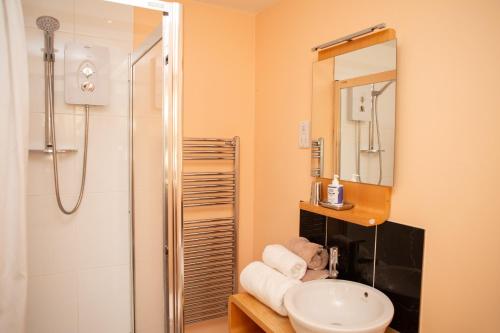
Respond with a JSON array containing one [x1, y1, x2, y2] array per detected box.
[[74, 0, 133, 42], [78, 266, 132, 333], [27, 273, 78, 333], [27, 195, 78, 276], [22, 0, 75, 34], [74, 115, 129, 193], [76, 192, 130, 269], [27, 152, 77, 196], [29, 112, 76, 150]]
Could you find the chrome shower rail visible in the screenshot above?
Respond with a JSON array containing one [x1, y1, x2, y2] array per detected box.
[[182, 137, 240, 325]]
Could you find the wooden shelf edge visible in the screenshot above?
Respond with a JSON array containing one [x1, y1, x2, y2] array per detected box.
[[229, 293, 294, 333], [299, 201, 388, 226]]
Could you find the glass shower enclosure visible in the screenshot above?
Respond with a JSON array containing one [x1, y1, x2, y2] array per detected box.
[[24, 0, 183, 332], [130, 3, 184, 332]]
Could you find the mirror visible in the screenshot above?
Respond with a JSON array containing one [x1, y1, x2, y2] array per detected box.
[[311, 39, 396, 186]]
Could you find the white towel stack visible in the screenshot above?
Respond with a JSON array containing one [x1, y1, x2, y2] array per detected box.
[[240, 261, 300, 316], [262, 244, 307, 279], [239, 244, 306, 316]]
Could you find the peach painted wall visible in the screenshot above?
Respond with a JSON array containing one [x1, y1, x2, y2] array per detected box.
[[254, 0, 500, 332]]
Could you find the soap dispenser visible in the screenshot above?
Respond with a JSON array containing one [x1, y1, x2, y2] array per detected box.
[[327, 175, 344, 208]]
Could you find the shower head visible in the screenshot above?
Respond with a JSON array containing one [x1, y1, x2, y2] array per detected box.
[[37, 16, 59, 62], [36, 16, 60, 33], [372, 80, 394, 97]]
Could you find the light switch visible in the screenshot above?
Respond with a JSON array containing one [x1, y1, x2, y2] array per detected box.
[[298, 120, 311, 148]]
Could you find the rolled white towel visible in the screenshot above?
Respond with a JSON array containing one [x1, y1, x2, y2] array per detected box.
[[262, 244, 307, 280], [240, 261, 301, 316]]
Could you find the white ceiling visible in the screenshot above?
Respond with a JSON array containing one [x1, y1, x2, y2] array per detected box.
[[194, 0, 279, 13]]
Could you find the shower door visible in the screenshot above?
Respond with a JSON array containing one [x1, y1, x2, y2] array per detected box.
[[130, 3, 183, 333]]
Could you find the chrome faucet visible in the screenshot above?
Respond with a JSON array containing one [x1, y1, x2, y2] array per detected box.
[[329, 246, 339, 278]]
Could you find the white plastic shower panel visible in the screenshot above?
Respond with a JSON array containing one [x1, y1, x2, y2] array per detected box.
[[64, 43, 109, 106], [348, 85, 372, 122]]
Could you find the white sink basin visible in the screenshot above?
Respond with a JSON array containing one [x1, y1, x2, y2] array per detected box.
[[284, 279, 394, 333]]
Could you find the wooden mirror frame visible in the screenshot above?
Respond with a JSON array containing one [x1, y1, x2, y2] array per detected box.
[[301, 28, 396, 227]]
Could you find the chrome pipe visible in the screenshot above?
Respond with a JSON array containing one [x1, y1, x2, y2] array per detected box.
[[184, 233, 234, 241], [185, 295, 231, 307], [184, 283, 233, 294], [183, 190, 235, 196], [184, 257, 234, 267], [184, 244, 235, 255], [183, 171, 234, 176], [183, 217, 234, 224], [185, 311, 229, 325], [185, 294, 233, 305], [185, 276, 233, 287], [184, 240, 235, 249], [183, 144, 234, 148], [43, 61, 53, 148], [184, 276, 233, 287], [185, 307, 228, 317], [184, 223, 234, 231], [184, 195, 235, 201], [183, 184, 234, 189], [185, 229, 234, 237], [185, 300, 229, 310], [183, 201, 234, 208], [184, 137, 234, 142], [184, 282, 232, 292], [184, 281, 233, 291], [183, 157, 235, 160], [185, 288, 233, 300], [185, 265, 234, 276], [183, 178, 234, 182], [184, 250, 234, 261]]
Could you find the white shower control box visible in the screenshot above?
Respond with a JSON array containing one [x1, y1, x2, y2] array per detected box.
[[348, 86, 372, 122], [64, 42, 109, 106]]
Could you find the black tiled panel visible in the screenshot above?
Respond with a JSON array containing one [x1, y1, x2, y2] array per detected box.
[[299, 211, 425, 333], [299, 209, 326, 246], [375, 221, 425, 333], [326, 217, 376, 286]]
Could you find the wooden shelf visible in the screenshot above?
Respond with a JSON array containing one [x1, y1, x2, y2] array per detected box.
[[229, 293, 397, 333], [301, 179, 391, 227], [229, 293, 294, 333]]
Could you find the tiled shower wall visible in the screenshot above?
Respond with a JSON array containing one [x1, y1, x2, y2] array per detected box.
[[22, 0, 133, 332], [300, 210, 425, 333]]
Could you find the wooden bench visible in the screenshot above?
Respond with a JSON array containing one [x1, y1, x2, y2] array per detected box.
[[228, 293, 396, 333]]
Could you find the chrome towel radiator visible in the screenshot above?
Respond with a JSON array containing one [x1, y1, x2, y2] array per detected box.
[[311, 137, 324, 177], [182, 137, 240, 324]]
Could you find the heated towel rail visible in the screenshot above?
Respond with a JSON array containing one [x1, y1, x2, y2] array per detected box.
[[311, 137, 324, 177], [183, 137, 240, 324]]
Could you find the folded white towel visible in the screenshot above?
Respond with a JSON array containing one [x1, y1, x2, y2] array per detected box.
[[240, 261, 301, 316], [262, 244, 307, 280]]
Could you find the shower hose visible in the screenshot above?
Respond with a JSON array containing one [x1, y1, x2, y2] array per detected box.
[[45, 60, 90, 215]]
